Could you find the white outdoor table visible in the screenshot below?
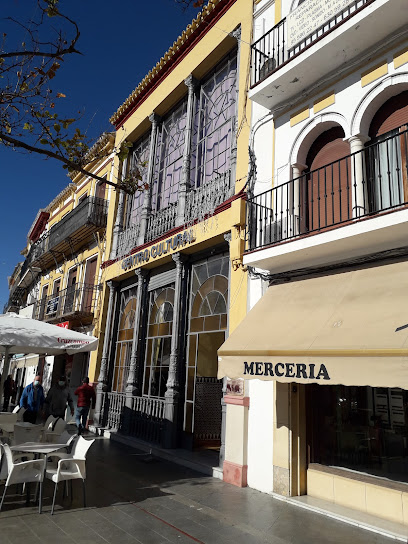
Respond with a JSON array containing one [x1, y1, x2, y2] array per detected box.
[[10, 442, 68, 507]]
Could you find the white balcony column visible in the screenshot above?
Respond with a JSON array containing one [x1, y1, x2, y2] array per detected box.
[[164, 252, 188, 448], [176, 75, 199, 227], [94, 281, 117, 426], [110, 158, 129, 259], [348, 134, 370, 218], [291, 163, 307, 236], [138, 113, 161, 245]]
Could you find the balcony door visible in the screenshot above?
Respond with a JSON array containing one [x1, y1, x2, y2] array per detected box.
[[367, 91, 408, 213], [64, 268, 77, 314], [82, 257, 97, 312], [301, 127, 351, 234]]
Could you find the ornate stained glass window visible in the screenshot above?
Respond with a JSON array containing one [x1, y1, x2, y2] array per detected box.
[[184, 254, 229, 438], [124, 132, 151, 229], [143, 285, 175, 398], [112, 286, 138, 392], [191, 51, 237, 189], [151, 100, 187, 212]]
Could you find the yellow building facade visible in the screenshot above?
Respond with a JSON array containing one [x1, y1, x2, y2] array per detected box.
[[93, 0, 252, 483]]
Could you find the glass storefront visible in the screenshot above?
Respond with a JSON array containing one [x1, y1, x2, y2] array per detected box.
[[309, 384, 408, 483]]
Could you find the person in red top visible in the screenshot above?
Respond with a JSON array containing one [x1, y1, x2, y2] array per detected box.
[[74, 377, 96, 435]]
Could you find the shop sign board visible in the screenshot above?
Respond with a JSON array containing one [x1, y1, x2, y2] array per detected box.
[[242, 361, 330, 380], [121, 229, 195, 271], [287, 0, 355, 49], [56, 321, 69, 329]]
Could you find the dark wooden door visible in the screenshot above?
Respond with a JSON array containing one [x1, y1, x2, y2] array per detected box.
[[82, 257, 97, 312]]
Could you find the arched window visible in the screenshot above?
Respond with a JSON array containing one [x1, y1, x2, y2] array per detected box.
[[366, 91, 408, 212], [184, 254, 229, 444], [143, 286, 175, 398], [301, 126, 351, 233], [113, 287, 138, 393]]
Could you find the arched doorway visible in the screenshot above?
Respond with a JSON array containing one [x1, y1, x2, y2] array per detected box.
[[301, 126, 351, 233], [366, 90, 408, 212]]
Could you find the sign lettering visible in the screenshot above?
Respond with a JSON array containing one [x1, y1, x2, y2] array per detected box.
[[243, 361, 331, 381], [287, 0, 355, 49], [121, 229, 195, 271]]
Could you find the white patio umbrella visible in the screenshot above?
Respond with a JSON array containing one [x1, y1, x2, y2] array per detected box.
[[0, 313, 98, 409]]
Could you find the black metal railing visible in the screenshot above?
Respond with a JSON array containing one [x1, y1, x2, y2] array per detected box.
[[247, 127, 408, 251], [102, 391, 165, 444], [35, 282, 101, 321], [251, 0, 373, 87]]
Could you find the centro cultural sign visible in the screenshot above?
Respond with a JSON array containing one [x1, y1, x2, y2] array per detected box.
[[121, 229, 195, 271]]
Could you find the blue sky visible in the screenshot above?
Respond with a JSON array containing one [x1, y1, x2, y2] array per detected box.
[[0, 0, 198, 310]]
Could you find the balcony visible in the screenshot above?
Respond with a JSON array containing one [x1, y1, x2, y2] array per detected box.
[[250, 0, 408, 111], [35, 282, 101, 323], [245, 127, 408, 273], [27, 196, 108, 270], [116, 170, 233, 257]]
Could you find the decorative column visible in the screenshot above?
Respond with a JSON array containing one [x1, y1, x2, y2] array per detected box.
[[291, 163, 307, 236], [122, 269, 149, 432], [94, 281, 117, 426], [348, 134, 370, 218], [176, 75, 198, 227], [110, 158, 129, 259], [138, 113, 161, 245], [230, 26, 242, 193], [163, 252, 188, 448]]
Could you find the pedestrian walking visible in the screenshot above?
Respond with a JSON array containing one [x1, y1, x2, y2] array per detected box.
[[20, 375, 45, 423], [74, 377, 96, 435], [3, 374, 16, 411], [45, 375, 74, 419]]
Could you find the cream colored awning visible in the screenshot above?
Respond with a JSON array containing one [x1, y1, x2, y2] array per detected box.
[[218, 261, 408, 388], [14, 355, 39, 370]]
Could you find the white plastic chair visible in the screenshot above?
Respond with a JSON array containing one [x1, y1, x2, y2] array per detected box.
[[0, 413, 17, 425], [45, 436, 95, 514], [0, 443, 45, 513], [12, 406, 26, 422], [13, 424, 43, 445], [43, 417, 67, 443], [43, 415, 57, 431]]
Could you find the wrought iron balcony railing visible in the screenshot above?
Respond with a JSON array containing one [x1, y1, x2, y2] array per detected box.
[[35, 282, 101, 322], [251, 0, 373, 87], [247, 127, 408, 252], [185, 170, 234, 224], [26, 196, 108, 270], [102, 391, 165, 444]]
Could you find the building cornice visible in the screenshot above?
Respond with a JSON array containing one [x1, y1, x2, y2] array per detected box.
[[110, 0, 236, 128]]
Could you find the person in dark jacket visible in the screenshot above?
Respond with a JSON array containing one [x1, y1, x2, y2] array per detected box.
[[20, 375, 45, 423], [74, 377, 96, 434], [3, 374, 15, 411], [45, 375, 74, 419]]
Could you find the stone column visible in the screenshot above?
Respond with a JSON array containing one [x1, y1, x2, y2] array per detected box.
[[176, 75, 198, 227], [123, 268, 149, 433], [94, 281, 117, 426], [291, 163, 307, 236], [110, 158, 128, 259], [348, 134, 370, 218], [138, 113, 161, 245], [230, 26, 242, 193], [163, 252, 188, 448]]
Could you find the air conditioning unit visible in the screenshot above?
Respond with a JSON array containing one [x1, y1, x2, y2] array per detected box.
[[263, 215, 300, 245]]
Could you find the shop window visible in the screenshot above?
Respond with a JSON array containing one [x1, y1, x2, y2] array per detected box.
[[308, 384, 408, 483], [112, 287, 138, 393], [184, 254, 229, 444], [143, 286, 175, 398]]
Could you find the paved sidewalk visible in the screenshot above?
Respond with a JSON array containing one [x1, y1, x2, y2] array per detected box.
[[0, 436, 394, 544]]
